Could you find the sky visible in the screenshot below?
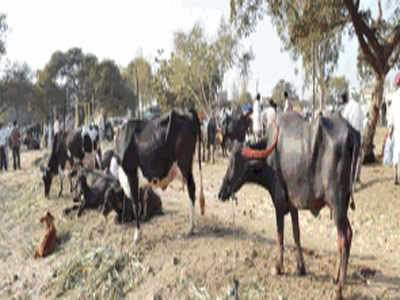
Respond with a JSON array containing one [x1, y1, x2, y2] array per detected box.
[[1, 0, 384, 101]]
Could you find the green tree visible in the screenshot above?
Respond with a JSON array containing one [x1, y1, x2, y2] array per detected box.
[[230, 0, 346, 111], [326, 76, 349, 105], [0, 13, 9, 116], [1, 62, 36, 121], [123, 56, 152, 118], [94, 59, 136, 115], [271, 79, 298, 107], [153, 19, 252, 115]]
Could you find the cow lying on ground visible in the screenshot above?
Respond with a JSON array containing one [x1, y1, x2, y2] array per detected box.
[[102, 185, 163, 223], [34, 212, 58, 259], [41, 125, 102, 198], [218, 112, 360, 300], [111, 108, 204, 244], [63, 169, 116, 217]]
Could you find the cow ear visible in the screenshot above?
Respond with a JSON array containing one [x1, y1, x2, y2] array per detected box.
[[248, 159, 263, 170]]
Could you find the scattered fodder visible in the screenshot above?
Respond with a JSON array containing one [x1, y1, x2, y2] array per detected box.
[[40, 246, 146, 299]]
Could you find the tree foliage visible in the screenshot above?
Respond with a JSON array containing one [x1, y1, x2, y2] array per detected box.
[[326, 76, 349, 105], [35, 48, 136, 121], [0, 62, 35, 119], [153, 19, 252, 114], [123, 56, 152, 117], [271, 79, 298, 107]]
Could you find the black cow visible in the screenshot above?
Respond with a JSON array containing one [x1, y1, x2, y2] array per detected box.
[[221, 113, 251, 157], [102, 185, 163, 223], [40, 126, 102, 198], [63, 169, 118, 217], [218, 112, 360, 300], [111, 108, 204, 244], [201, 116, 218, 163]]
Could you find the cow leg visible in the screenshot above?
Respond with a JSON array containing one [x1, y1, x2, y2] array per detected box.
[[273, 211, 285, 275], [118, 166, 141, 244], [57, 166, 65, 198], [289, 208, 306, 276], [395, 164, 399, 185], [334, 214, 352, 300], [178, 161, 195, 236], [212, 142, 215, 164]]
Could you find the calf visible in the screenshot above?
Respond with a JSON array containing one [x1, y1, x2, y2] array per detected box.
[[102, 185, 163, 223], [34, 212, 58, 259], [63, 169, 115, 217]]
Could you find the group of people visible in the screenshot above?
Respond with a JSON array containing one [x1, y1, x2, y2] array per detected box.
[[0, 121, 21, 171]]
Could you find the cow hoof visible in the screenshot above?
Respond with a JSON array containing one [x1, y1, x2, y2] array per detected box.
[[296, 265, 306, 276], [134, 229, 141, 244], [335, 287, 343, 300], [185, 228, 194, 237], [271, 265, 283, 276]]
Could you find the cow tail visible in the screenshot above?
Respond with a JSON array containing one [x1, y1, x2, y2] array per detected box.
[[190, 108, 205, 215], [349, 136, 359, 211]]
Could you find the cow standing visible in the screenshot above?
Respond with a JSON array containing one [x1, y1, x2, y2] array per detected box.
[[202, 116, 218, 163], [41, 126, 102, 198], [111, 108, 204, 244], [218, 112, 360, 300], [220, 113, 251, 157]]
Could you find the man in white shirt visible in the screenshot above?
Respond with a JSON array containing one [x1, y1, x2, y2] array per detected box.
[[262, 98, 277, 132], [388, 72, 400, 184], [283, 91, 293, 112], [252, 93, 262, 142], [340, 90, 365, 135], [0, 123, 9, 171]]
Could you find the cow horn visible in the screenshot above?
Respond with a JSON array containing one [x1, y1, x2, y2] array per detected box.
[[242, 122, 279, 159]]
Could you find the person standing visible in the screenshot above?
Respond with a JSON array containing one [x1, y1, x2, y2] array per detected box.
[[388, 72, 400, 184], [252, 93, 262, 142], [380, 101, 387, 126], [0, 123, 8, 171], [10, 120, 21, 170], [283, 91, 293, 112]]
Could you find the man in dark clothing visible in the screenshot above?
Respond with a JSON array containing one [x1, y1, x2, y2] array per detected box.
[[10, 120, 21, 170], [381, 101, 387, 126], [0, 123, 8, 171]]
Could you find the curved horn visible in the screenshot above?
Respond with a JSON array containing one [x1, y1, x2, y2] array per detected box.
[[242, 122, 279, 159]]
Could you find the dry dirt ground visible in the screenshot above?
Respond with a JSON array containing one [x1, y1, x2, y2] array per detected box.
[[0, 126, 399, 300]]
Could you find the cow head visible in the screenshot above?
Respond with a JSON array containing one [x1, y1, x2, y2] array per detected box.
[[218, 123, 279, 201], [102, 185, 124, 218], [40, 165, 54, 198], [73, 174, 87, 202], [40, 211, 55, 228]]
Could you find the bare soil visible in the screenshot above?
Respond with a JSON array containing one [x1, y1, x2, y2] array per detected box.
[[0, 126, 399, 300]]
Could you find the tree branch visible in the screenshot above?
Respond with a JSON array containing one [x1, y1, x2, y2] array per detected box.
[[384, 25, 400, 64], [343, 0, 382, 74]]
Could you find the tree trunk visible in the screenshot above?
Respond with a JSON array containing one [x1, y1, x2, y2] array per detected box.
[[312, 40, 316, 115], [362, 76, 384, 163], [75, 102, 79, 129]]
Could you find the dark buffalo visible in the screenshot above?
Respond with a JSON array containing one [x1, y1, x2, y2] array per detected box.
[[221, 113, 251, 157], [111, 108, 204, 244], [63, 169, 118, 217], [218, 112, 360, 300], [202, 116, 218, 163], [41, 125, 102, 198]]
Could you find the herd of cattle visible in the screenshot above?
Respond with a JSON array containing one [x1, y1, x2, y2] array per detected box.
[[37, 106, 367, 299]]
